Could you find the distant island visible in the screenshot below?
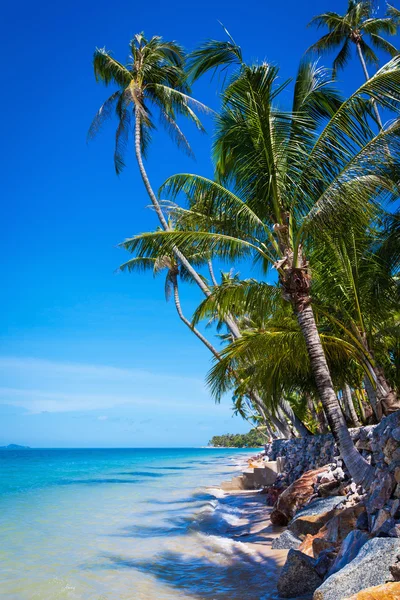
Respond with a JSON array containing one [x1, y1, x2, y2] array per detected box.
[[209, 429, 265, 448], [0, 444, 30, 450]]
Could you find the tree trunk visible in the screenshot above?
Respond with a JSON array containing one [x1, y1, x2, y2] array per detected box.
[[356, 42, 383, 128], [295, 303, 374, 488], [361, 338, 399, 417], [343, 384, 361, 427], [363, 374, 381, 420], [275, 406, 294, 438], [375, 366, 400, 415], [133, 109, 242, 338], [280, 399, 311, 437], [172, 275, 221, 360]]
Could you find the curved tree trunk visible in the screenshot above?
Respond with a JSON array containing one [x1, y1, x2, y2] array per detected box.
[[356, 42, 383, 129], [295, 303, 374, 488], [172, 275, 221, 360], [363, 374, 381, 420], [171, 273, 288, 438], [342, 384, 361, 427], [134, 109, 242, 338], [280, 399, 311, 437]]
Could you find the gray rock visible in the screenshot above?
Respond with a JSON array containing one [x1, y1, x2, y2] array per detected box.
[[392, 427, 400, 442], [356, 510, 369, 531], [277, 549, 323, 598], [389, 524, 400, 538], [291, 496, 343, 521], [366, 471, 395, 514], [313, 537, 400, 600], [314, 549, 337, 578], [271, 530, 301, 550], [289, 496, 343, 537], [328, 530, 369, 576]]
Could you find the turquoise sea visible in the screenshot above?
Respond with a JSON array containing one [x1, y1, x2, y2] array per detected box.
[[0, 447, 274, 600]]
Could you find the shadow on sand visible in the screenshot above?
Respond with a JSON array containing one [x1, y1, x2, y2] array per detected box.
[[101, 546, 283, 600]]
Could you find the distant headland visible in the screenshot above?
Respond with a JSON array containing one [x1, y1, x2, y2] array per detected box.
[[0, 444, 30, 450]]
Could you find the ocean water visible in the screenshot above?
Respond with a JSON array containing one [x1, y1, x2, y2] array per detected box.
[[0, 447, 277, 600]]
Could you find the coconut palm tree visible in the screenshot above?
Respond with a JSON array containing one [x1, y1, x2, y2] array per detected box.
[[121, 48, 400, 487], [307, 1, 400, 125], [310, 226, 400, 417], [90, 33, 251, 355]]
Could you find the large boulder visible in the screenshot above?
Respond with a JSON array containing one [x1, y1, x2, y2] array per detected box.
[[270, 467, 333, 526], [313, 538, 400, 600], [271, 529, 301, 550], [277, 549, 323, 598], [344, 582, 400, 599], [288, 496, 343, 538], [328, 530, 370, 576], [298, 503, 367, 558]]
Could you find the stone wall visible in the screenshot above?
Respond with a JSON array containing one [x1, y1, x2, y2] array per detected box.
[[265, 424, 377, 485]]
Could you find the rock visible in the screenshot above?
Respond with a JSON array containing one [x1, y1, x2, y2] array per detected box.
[[320, 471, 335, 484], [314, 549, 337, 578], [392, 427, 400, 442], [288, 496, 343, 538], [323, 503, 365, 544], [277, 549, 323, 598], [271, 530, 301, 550], [270, 467, 332, 526], [366, 471, 395, 514], [390, 562, 400, 580], [313, 538, 400, 600], [344, 582, 400, 599], [371, 508, 392, 535], [356, 511, 369, 531], [389, 524, 400, 538], [328, 530, 370, 576], [394, 467, 400, 484], [332, 467, 346, 481], [318, 480, 342, 497], [391, 499, 400, 518]]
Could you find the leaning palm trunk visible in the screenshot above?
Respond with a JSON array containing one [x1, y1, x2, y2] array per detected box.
[[171, 272, 296, 438], [363, 374, 381, 420], [134, 109, 242, 339], [361, 336, 399, 416], [342, 384, 361, 428], [355, 42, 383, 129], [171, 271, 221, 360], [278, 242, 374, 487], [296, 303, 373, 487], [280, 399, 311, 437]]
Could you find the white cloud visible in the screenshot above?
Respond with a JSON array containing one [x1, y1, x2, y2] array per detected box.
[[0, 356, 212, 413]]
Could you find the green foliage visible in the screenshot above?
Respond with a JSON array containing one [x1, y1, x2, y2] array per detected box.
[[89, 33, 208, 173], [209, 429, 265, 448], [307, 1, 400, 78]]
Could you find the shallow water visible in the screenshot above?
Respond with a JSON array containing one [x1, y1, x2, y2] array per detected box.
[[0, 448, 279, 600]]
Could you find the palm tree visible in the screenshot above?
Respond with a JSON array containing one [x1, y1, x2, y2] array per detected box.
[[122, 47, 400, 487], [89, 34, 222, 300], [90, 33, 249, 353], [307, 1, 400, 126], [310, 226, 400, 417]]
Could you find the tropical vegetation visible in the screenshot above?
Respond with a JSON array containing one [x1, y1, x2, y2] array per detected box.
[[90, 1, 400, 489], [209, 430, 266, 448]]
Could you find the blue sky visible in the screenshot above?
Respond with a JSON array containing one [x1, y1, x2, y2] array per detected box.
[[1, 0, 397, 446]]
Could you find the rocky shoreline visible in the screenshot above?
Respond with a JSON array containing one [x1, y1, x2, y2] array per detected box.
[[219, 410, 400, 599]]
